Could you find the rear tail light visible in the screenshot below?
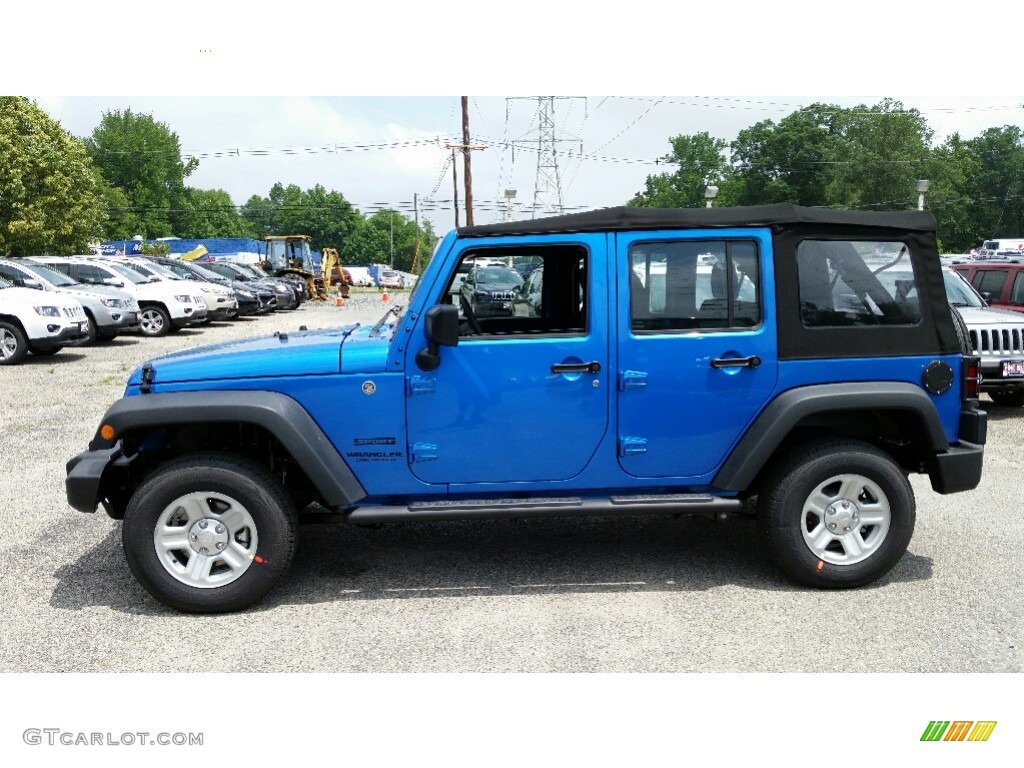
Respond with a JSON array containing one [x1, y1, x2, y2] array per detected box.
[[963, 355, 981, 400]]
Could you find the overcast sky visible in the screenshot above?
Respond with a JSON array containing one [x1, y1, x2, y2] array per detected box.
[[30, 95, 1024, 234], [7, 3, 1024, 235]]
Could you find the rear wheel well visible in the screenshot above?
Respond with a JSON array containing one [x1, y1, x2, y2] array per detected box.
[[744, 408, 937, 499], [100, 422, 320, 519]]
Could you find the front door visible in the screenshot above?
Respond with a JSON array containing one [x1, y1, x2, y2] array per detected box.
[[405, 235, 609, 485], [616, 229, 779, 478]]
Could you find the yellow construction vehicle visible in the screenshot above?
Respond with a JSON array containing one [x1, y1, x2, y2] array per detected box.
[[261, 235, 329, 301], [321, 247, 349, 298]]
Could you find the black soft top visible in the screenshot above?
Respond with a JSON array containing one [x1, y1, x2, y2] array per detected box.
[[459, 203, 936, 237]]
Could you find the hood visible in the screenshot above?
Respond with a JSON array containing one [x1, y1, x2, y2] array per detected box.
[[0, 285, 84, 310], [956, 305, 1024, 325], [126, 324, 361, 387]]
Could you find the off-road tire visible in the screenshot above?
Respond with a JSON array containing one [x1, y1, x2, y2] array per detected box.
[[757, 439, 915, 589], [122, 452, 297, 613]]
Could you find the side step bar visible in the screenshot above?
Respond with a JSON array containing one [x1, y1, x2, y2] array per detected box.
[[342, 494, 743, 524]]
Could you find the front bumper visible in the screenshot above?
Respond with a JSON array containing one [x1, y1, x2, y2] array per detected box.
[[66, 446, 124, 514], [32, 322, 90, 349]]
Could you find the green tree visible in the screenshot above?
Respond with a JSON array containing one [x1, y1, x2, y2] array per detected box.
[[837, 99, 933, 210], [240, 182, 363, 253], [176, 188, 254, 238], [963, 126, 1024, 241], [0, 97, 106, 255], [728, 104, 850, 207], [628, 132, 731, 208], [83, 108, 198, 238]]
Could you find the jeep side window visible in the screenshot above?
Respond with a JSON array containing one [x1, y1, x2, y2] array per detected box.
[[444, 246, 587, 337], [797, 240, 922, 327], [629, 239, 760, 332]]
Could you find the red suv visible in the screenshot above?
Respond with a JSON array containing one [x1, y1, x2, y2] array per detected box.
[[950, 260, 1024, 314]]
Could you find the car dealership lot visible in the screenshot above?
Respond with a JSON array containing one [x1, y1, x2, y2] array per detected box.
[[0, 297, 1020, 672]]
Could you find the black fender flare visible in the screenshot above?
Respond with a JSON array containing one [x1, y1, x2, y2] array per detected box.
[[712, 382, 949, 492], [80, 391, 366, 509]]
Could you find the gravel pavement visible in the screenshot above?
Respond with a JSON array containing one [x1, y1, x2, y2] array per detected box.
[[0, 292, 1020, 672]]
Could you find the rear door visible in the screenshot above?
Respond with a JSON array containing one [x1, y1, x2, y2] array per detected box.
[[616, 229, 778, 478]]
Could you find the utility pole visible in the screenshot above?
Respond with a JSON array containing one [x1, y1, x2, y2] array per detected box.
[[445, 97, 486, 228], [462, 96, 474, 226], [451, 147, 459, 229], [412, 192, 421, 274]]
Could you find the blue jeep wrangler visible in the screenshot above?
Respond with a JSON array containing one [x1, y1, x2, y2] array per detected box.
[[66, 205, 987, 612]]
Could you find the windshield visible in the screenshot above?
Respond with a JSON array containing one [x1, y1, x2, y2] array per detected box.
[[944, 270, 986, 307], [21, 262, 77, 287], [188, 263, 224, 281], [141, 261, 184, 280], [107, 263, 152, 284]]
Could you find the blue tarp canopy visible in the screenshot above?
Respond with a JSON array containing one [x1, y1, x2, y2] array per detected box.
[[99, 238, 265, 257]]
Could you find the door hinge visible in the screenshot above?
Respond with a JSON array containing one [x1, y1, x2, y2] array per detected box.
[[406, 375, 436, 396], [409, 442, 439, 463], [618, 370, 648, 391], [619, 436, 648, 456]]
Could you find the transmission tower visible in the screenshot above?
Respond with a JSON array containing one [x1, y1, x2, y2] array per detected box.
[[507, 96, 585, 218]]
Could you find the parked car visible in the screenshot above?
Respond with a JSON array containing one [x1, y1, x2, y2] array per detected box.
[[149, 258, 260, 317], [459, 265, 524, 319], [243, 263, 308, 304], [0, 257, 138, 343], [37, 257, 207, 336], [203, 262, 297, 310], [66, 204, 987, 612], [378, 269, 403, 289], [950, 260, 1024, 314], [345, 266, 374, 287], [0, 276, 89, 364], [111, 257, 238, 323]]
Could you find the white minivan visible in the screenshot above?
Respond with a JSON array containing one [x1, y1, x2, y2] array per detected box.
[[38, 257, 207, 337], [0, 276, 90, 365]]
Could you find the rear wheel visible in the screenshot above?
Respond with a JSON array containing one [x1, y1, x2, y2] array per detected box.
[[122, 453, 297, 613], [757, 439, 915, 589], [0, 321, 28, 365]]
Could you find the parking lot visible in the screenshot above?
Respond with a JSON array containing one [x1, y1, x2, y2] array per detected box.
[[0, 296, 1021, 673]]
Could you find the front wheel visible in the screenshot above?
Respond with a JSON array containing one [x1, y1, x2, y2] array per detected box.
[[122, 453, 297, 613], [138, 305, 171, 337], [757, 439, 915, 589], [0, 321, 28, 365]]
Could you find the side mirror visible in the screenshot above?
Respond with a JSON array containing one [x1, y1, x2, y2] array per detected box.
[[981, 291, 993, 301], [23, 278, 43, 289], [416, 304, 459, 371], [103, 278, 125, 288]]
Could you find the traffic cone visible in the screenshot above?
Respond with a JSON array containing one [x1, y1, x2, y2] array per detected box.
[[382, 288, 389, 302], [335, 284, 345, 307]]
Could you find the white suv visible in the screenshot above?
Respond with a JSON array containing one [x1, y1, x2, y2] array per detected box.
[[0, 258, 139, 343], [114, 257, 238, 322], [38, 257, 207, 337], [0, 276, 89, 365]]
